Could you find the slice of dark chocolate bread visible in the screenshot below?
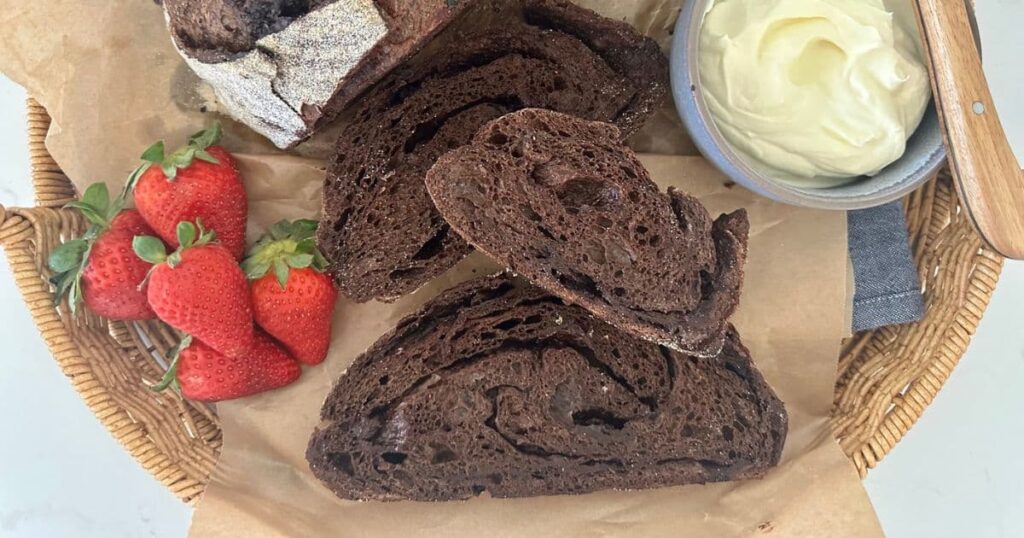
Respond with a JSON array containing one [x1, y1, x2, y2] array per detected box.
[[317, 0, 668, 303], [426, 109, 749, 356], [306, 276, 787, 502], [162, 0, 475, 148]]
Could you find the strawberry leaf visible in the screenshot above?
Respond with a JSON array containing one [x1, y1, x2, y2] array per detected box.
[[133, 236, 168, 265], [65, 181, 115, 227], [269, 220, 292, 240], [122, 162, 152, 197], [242, 258, 271, 280], [81, 225, 103, 242], [175, 149, 194, 168], [312, 251, 329, 272], [170, 147, 197, 170], [141, 141, 166, 164], [244, 219, 331, 280], [274, 259, 290, 288], [194, 149, 220, 165], [193, 219, 217, 246], [177, 221, 197, 248], [65, 203, 109, 227], [67, 274, 84, 316], [151, 365, 177, 392], [139, 123, 224, 186], [152, 335, 192, 393], [108, 194, 126, 220], [162, 164, 179, 181], [297, 243, 315, 255], [285, 253, 314, 269], [291, 219, 318, 240], [189, 122, 223, 151], [49, 271, 77, 305], [80, 183, 110, 215], [48, 239, 89, 273], [49, 260, 87, 315]]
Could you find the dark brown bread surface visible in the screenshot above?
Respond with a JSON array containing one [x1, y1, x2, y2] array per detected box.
[[426, 109, 749, 355], [306, 276, 787, 502], [318, 0, 668, 303]]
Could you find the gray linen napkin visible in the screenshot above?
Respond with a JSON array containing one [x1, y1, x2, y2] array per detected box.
[[848, 202, 925, 332]]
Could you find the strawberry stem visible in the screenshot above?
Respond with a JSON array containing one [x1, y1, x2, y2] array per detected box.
[[126, 122, 224, 185], [242, 219, 330, 287], [135, 221, 217, 271], [151, 335, 192, 393]]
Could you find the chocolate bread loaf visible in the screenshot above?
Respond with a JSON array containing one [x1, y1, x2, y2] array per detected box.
[[306, 276, 787, 502], [162, 0, 475, 148], [426, 109, 748, 355], [317, 0, 668, 303]]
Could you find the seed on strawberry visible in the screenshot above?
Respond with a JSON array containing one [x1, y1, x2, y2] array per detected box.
[[243, 219, 338, 365], [152, 332, 301, 402], [108, 209, 154, 236], [135, 221, 254, 358], [128, 123, 248, 259], [48, 182, 158, 320]]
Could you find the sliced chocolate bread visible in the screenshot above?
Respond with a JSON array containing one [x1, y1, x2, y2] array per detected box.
[[426, 109, 748, 356], [317, 0, 668, 303], [306, 276, 787, 502], [162, 0, 475, 148]]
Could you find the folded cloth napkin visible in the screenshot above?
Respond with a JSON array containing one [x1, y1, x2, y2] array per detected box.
[[848, 202, 925, 332]]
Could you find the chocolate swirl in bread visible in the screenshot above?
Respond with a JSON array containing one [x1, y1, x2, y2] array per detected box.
[[306, 276, 786, 502]]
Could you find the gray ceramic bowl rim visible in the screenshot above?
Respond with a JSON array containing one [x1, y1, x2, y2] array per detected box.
[[670, 0, 947, 210]]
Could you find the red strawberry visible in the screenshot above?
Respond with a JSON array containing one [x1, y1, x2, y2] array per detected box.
[[134, 221, 254, 358], [243, 220, 338, 365], [48, 183, 157, 320], [163, 331, 301, 402], [108, 210, 153, 236], [129, 123, 248, 259]]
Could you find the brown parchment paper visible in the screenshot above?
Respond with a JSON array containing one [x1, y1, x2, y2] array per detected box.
[[0, 0, 883, 536]]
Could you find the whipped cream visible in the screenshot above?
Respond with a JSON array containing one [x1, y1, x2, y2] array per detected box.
[[698, 0, 931, 186]]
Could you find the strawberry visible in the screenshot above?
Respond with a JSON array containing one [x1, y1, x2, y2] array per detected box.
[[108, 210, 153, 236], [243, 220, 338, 365], [152, 332, 301, 402], [48, 183, 158, 320], [128, 123, 248, 259], [134, 221, 254, 358]]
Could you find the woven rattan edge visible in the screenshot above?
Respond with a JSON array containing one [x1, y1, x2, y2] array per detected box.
[[1, 100, 222, 505], [832, 173, 1004, 476]]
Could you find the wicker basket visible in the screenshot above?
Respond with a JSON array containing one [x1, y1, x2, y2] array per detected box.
[[0, 100, 1005, 505]]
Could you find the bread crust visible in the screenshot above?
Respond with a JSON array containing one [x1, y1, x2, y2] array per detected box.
[[163, 0, 473, 148]]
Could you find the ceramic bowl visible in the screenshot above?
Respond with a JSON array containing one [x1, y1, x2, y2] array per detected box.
[[670, 0, 946, 210]]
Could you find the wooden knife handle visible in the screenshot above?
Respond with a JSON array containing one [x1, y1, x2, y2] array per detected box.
[[913, 0, 1024, 259]]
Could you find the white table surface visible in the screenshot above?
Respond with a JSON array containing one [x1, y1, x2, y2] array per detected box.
[[1, 70, 1022, 536]]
